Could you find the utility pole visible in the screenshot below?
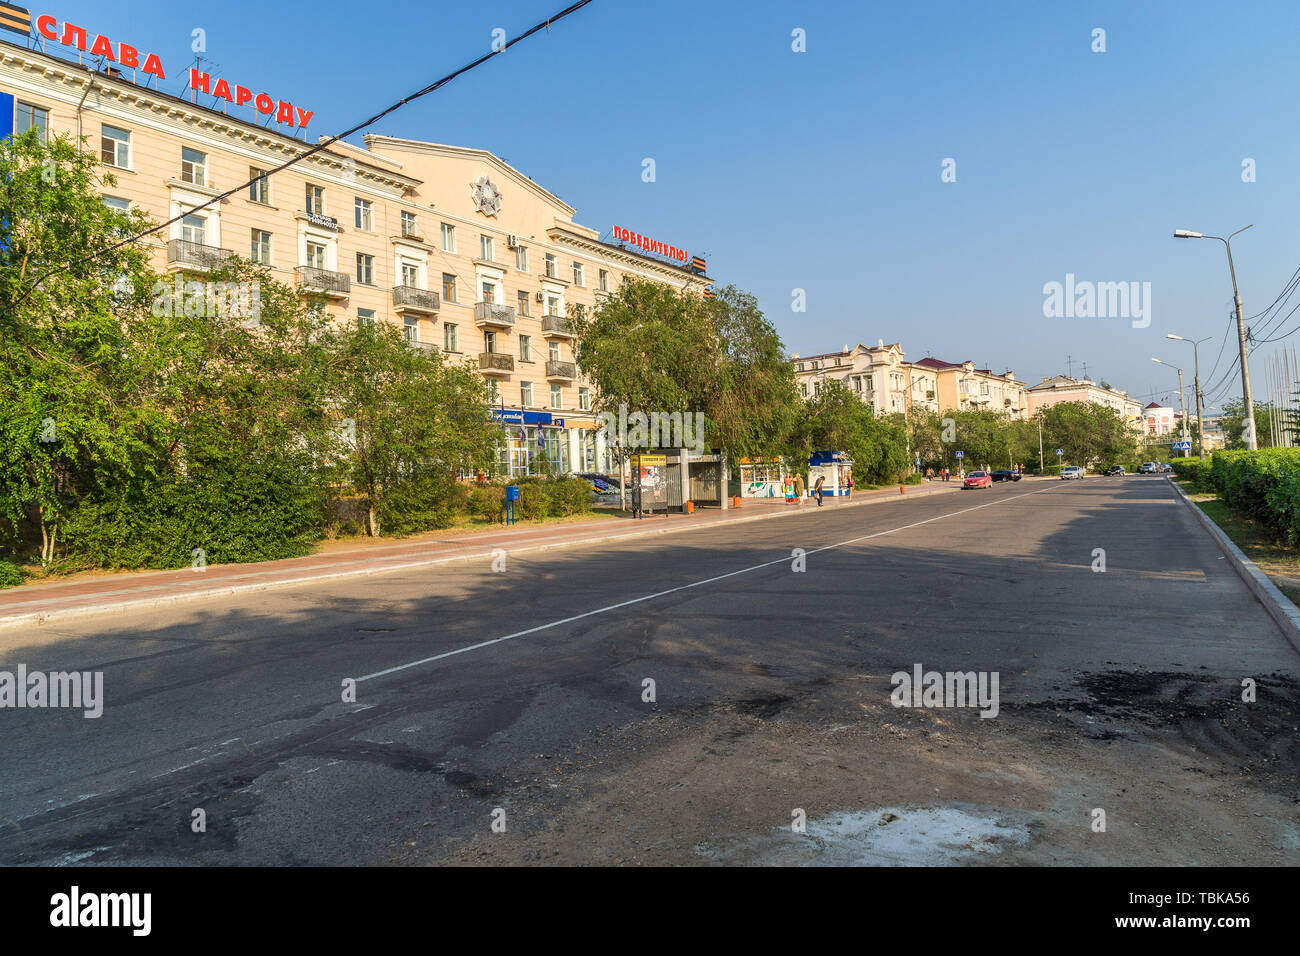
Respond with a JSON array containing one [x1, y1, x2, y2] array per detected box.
[[1038, 417, 1044, 472], [1175, 226, 1256, 448], [1167, 334, 1212, 457], [1152, 357, 1189, 456]]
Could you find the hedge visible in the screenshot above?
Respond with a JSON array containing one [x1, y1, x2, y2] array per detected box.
[[1178, 450, 1300, 543]]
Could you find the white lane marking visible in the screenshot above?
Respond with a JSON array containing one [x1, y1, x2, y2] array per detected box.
[[355, 485, 1060, 683]]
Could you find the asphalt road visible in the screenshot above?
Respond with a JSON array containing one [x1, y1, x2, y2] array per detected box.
[[2, 476, 1297, 865]]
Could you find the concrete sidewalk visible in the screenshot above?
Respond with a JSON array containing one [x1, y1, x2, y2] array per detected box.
[[0, 480, 967, 630]]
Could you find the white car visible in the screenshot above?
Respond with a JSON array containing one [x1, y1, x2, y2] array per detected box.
[[1060, 465, 1085, 480]]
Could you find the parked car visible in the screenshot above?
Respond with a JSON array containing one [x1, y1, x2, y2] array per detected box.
[[962, 471, 993, 489], [1159, 463, 1174, 473], [1104, 465, 1126, 476], [1060, 466, 1086, 480], [991, 469, 1022, 482], [1138, 462, 1159, 474]]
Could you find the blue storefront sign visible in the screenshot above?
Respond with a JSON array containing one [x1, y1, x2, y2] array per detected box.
[[492, 409, 565, 427], [0, 90, 12, 257]]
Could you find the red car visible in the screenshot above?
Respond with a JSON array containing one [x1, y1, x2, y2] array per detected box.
[[962, 471, 992, 489]]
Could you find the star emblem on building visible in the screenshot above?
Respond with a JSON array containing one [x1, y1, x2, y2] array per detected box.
[[470, 175, 503, 217]]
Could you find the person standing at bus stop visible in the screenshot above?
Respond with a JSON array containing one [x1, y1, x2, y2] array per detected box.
[[813, 473, 825, 506]]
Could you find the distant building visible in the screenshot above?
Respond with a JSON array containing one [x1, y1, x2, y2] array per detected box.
[[909, 357, 1028, 419], [1025, 376, 1143, 430], [1141, 402, 1179, 437]]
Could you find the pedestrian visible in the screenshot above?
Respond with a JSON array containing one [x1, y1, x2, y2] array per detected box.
[[783, 475, 796, 503], [813, 473, 825, 506], [845, 472, 853, 498]]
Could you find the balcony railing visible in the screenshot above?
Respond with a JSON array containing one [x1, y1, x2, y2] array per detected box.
[[295, 265, 350, 296], [474, 301, 516, 328], [541, 314, 573, 337], [167, 239, 234, 272], [545, 360, 576, 381], [392, 285, 440, 313], [478, 351, 515, 374]]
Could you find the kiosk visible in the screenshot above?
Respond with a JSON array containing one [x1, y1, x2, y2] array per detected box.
[[808, 451, 854, 497]]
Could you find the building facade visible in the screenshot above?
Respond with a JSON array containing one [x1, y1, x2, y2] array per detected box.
[[909, 358, 1028, 419], [0, 28, 709, 477], [1025, 375, 1144, 430]]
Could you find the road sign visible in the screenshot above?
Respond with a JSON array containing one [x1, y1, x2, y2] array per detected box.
[[1172, 440, 1192, 451], [1056, 449, 1064, 457], [955, 451, 964, 459]]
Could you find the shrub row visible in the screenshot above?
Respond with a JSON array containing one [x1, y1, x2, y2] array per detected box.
[[1178, 450, 1300, 543]]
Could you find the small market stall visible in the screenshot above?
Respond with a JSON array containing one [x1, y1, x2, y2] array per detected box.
[[808, 451, 854, 497]]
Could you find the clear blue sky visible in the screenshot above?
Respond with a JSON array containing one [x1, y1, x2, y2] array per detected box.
[[40, 0, 1300, 411]]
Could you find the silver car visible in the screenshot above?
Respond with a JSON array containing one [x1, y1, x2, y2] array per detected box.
[[1060, 465, 1085, 480]]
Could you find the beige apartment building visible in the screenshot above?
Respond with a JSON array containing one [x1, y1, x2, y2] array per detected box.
[[791, 343, 1026, 420], [0, 30, 709, 477], [1025, 375, 1144, 430]]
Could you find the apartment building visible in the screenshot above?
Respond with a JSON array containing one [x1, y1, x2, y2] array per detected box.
[[1025, 375, 1144, 429], [1141, 402, 1180, 437], [0, 25, 709, 477], [909, 358, 1028, 420]]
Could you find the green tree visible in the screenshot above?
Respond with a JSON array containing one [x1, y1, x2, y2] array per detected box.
[[793, 381, 909, 484]]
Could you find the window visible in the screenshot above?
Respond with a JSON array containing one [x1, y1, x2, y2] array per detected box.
[[101, 124, 130, 168], [520, 382, 534, 408], [404, 316, 419, 344], [485, 379, 500, 404], [354, 198, 373, 231], [249, 167, 269, 204], [440, 223, 456, 253], [865, 374, 874, 390], [181, 147, 207, 186], [357, 308, 376, 327], [579, 387, 591, 411], [306, 242, 326, 269], [519, 335, 532, 362], [356, 253, 374, 285], [546, 295, 559, 316], [180, 214, 206, 246], [517, 290, 530, 317], [572, 262, 584, 286], [401, 211, 418, 238], [544, 253, 557, 278], [480, 281, 495, 304], [800, 384, 808, 398], [484, 330, 497, 353], [444, 323, 459, 352], [103, 196, 130, 214], [516, 246, 528, 271], [551, 384, 562, 409], [400, 263, 419, 288], [305, 184, 324, 215], [480, 234, 494, 261], [251, 230, 271, 265], [549, 341, 561, 363], [599, 269, 609, 292], [442, 273, 456, 302], [15, 102, 48, 141]]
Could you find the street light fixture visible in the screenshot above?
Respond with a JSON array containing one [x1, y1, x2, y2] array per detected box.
[[1173, 225, 1256, 448], [1152, 357, 1190, 457], [1166, 332, 1213, 457]]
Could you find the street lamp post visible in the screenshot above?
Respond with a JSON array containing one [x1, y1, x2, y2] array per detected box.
[[1166, 333, 1212, 457], [1152, 357, 1189, 457], [1174, 226, 1256, 448]]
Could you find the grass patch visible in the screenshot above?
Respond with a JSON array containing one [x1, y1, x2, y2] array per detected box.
[[1176, 478, 1300, 602]]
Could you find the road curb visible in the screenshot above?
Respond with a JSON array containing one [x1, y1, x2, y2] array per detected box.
[[0, 482, 965, 632], [1170, 478, 1300, 657]]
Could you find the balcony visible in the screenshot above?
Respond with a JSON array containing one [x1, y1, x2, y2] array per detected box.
[[545, 360, 576, 382], [541, 314, 574, 339], [167, 239, 234, 273], [392, 285, 440, 315], [295, 265, 350, 298], [474, 301, 516, 329], [478, 351, 515, 376]]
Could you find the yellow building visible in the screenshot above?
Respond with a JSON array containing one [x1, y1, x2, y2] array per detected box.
[[1, 27, 710, 476]]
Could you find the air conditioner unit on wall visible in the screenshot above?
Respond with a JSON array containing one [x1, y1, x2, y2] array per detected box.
[[507, 235, 520, 249]]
